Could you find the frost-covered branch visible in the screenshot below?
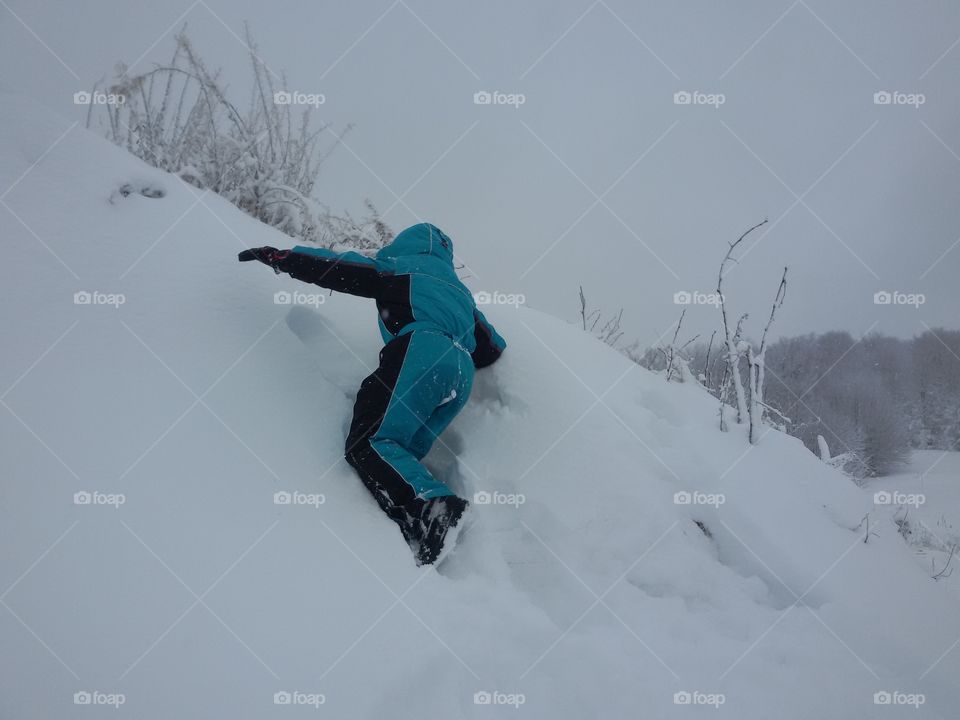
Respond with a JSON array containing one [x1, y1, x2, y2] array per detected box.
[[88, 25, 390, 250], [748, 266, 788, 444], [578, 286, 624, 347], [717, 219, 767, 430]]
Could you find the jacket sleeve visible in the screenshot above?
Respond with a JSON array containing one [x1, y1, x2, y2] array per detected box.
[[274, 246, 391, 298], [471, 308, 506, 368]]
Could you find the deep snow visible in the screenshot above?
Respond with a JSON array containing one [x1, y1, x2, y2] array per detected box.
[[2, 91, 959, 719], [868, 451, 960, 600]]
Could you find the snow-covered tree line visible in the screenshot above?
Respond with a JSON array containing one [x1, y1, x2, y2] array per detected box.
[[621, 221, 956, 478], [84, 26, 392, 251], [673, 328, 960, 478]]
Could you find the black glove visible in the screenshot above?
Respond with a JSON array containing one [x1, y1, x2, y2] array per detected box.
[[238, 246, 289, 269]]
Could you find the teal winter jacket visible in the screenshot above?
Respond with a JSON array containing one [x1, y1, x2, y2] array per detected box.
[[273, 223, 506, 367]]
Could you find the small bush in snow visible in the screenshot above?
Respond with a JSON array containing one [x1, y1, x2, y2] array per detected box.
[[85, 25, 391, 251], [577, 285, 624, 347]]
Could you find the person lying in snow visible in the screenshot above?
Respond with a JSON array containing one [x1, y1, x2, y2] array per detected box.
[[239, 223, 506, 564]]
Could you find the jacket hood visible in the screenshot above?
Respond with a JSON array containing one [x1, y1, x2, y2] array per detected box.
[[375, 223, 454, 265]]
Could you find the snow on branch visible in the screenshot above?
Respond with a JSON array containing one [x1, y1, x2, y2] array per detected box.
[[85, 24, 391, 251], [717, 219, 768, 432], [714, 219, 790, 443], [748, 266, 788, 444]]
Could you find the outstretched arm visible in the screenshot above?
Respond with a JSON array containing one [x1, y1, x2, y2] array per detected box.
[[471, 308, 506, 368], [239, 245, 391, 298]]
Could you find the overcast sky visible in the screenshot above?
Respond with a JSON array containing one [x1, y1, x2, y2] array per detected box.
[[2, 0, 959, 346]]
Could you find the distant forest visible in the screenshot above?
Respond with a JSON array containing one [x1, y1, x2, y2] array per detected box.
[[641, 328, 960, 478]]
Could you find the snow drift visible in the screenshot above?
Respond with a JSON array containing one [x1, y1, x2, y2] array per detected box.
[[2, 91, 959, 719]]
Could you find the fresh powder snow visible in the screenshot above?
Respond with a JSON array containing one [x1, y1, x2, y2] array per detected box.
[[2, 91, 959, 719]]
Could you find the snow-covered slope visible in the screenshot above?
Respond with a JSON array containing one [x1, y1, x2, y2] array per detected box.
[[867, 451, 960, 600], [2, 92, 958, 719]]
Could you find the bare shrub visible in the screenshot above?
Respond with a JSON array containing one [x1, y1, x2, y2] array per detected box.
[[85, 25, 390, 250]]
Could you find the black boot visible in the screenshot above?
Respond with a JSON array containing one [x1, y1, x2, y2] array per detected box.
[[411, 495, 469, 565]]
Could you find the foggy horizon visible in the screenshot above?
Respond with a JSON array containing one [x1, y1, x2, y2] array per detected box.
[[2, 0, 958, 347]]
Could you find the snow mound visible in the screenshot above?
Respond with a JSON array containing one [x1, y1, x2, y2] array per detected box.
[[2, 91, 959, 719]]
